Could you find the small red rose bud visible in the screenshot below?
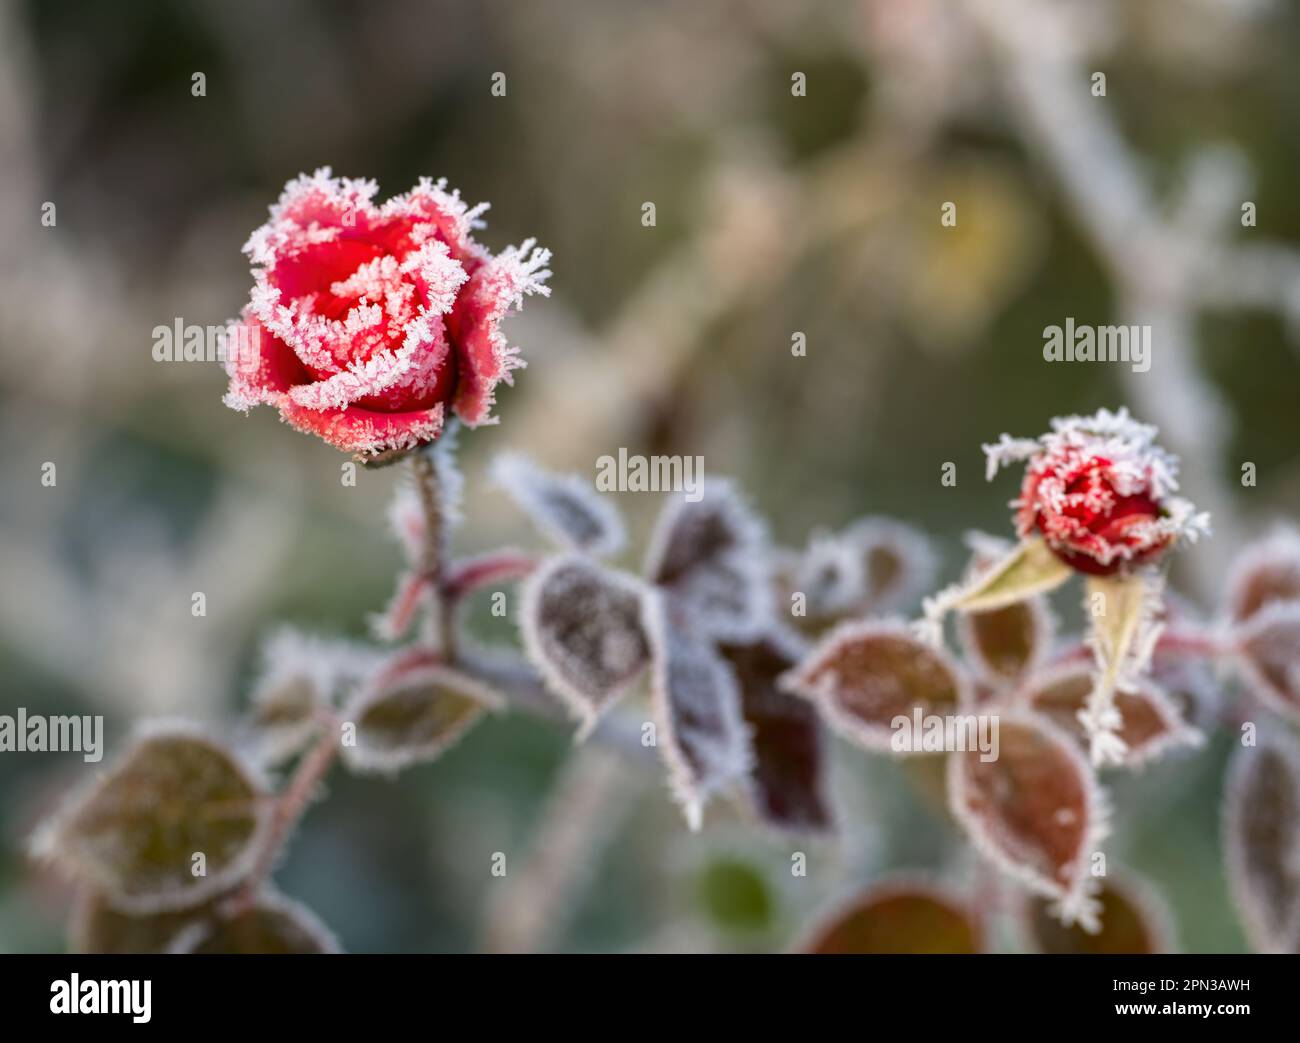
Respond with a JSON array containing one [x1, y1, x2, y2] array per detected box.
[[987, 408, 1209, 577]]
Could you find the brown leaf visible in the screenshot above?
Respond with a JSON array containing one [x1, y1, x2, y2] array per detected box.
[[843, 517, 937, 615], [948, 713, 1106, 915], [1235, 602, 1300, 725], [1023, 872, 1175, 953], [1019, 664, 1202, 767], [781, 620, 970, 751], [720, 630, 832, 833], [1226, 527, 1300, 623], [800, 882, 981, 954], [1223, 729, 1300, 953], [959, 598, 1052, 688]]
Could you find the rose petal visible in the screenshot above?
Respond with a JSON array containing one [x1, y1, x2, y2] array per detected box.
[[446, 239, 551, 425], [275, 399, 444, 457]]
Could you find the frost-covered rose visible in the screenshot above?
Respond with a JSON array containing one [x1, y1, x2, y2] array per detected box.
[[985, 408, 1209, 576], [224, 169, 551, 457]]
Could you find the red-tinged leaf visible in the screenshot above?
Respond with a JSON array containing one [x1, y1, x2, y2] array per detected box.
[[645, 591, 752, 830], [1235, 602, 1300, 725], [1223, 730, 1300, 953], [841, 518, 937, 615], [959, 597, 1053, 688], [170, 891, 341, 954], [490, 452, 626, 557], [780, 620, 970, 751], [1023, 872, 1176, 953], [520, 554, 652, 728], [947, 713, 1106, 916], [1019, 664, 1203, 768], [720, 630, 833, 833], [341, 651, 503, 774], [644, 479, 769, 641], [32, 723, 271, 914], [800, 882, 981, 954], [1226, 527, 1300, 623]]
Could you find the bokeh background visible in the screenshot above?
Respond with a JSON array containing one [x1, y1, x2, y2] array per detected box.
[[2, 0, 1299, 953]]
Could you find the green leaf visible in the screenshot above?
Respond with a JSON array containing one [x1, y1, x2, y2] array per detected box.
[[342, 654, 502, 774], [35, 723, 271, 913], [171, 891, 341, 954]]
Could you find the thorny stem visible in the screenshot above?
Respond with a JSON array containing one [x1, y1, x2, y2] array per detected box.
[[411, 449, 454, 657], [234, 710, 340, 912]]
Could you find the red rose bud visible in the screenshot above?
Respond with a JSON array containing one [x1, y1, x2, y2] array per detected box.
[[224, 169, 551, 457], [984, 408, 1209, 576]]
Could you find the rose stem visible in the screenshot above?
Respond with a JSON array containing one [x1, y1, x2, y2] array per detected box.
[[410, 449, 454, 658], [234, 710, 340, 911]]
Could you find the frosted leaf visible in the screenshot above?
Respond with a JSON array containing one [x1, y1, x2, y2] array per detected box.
[[842, 517, 938, 615], [796, 530, 865, 618], [1023, 871, 1176, 954], [959, 600, 1052, 689], [1223, 729, 1300, 953], [800, 882, 981, 954], [341, 651, 503, 774], [947, 713, 1107, 917], [520, 555, 652, 729], [719, 628, 832, 833], [1234, 601, 1300, 724], [32, 722, 271, 913], [71, 890, 217, 955], [241, 629, 383, 764], [490, 452, 626, 556], [1080, 571, 1165, 766], [644, 590, 752, 830], [919, 536, 1072, 645], [1019, 663, 1202, 768], [644, 479, 770, 642], [170, 890, 341, 954], [957, 543, 1054, 687], [780, 620, 970, 752], [1226, 526, 1300, 623]]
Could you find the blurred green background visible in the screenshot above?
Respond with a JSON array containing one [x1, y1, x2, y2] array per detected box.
[[1, 0, 1298, 952]]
